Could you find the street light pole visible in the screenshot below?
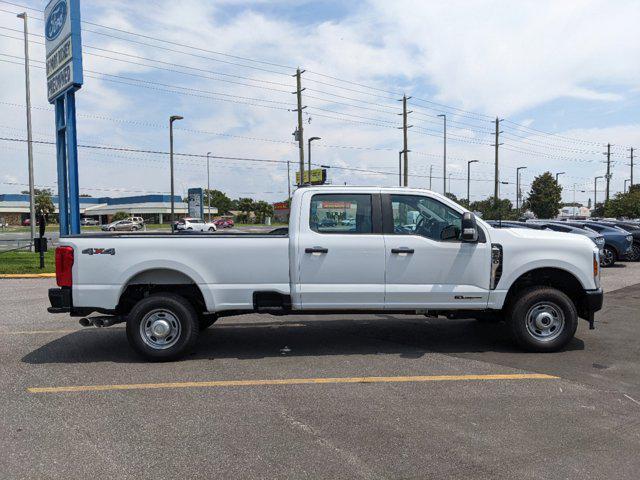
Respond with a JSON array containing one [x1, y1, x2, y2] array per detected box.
[[555, 172, 565, 182], [169, 115, 183, 228], [594, 176, 603, 208], [308, 137, 321, 184], [516, 166, 527, 215], [467, 160, 478, 205], [624, 179, 631, 193], [437, 114, 446, 194], [206, 151, 212, 222], [17, 12, 35, 249], [448, 173, 452, 196]]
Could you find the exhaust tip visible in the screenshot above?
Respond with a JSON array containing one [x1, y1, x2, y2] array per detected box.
[[79, 318, 91, 327]]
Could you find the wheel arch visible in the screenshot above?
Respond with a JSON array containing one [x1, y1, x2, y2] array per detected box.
[[117, 268, 208, 316], [503, 267, 585, 313]]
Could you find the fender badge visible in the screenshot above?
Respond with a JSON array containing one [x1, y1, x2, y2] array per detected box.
[[81, 248, 115, 255]]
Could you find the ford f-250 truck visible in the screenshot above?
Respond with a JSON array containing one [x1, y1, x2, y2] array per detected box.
[[48, 186, 603, 360]]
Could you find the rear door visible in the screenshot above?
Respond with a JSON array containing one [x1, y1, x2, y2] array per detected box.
[[295, 192, 385, 309], [382, 193, 491, 309]]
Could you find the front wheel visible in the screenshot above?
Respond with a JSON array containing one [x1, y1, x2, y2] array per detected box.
[[508, 287, 578, 352], [627, 243, 640, 262], [126, 293, 199, 361], [601, 246, 617, 267], [208, 227, 215, 232]]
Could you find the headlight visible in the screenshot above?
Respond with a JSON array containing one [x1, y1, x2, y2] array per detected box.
[[626, 235, 633, 241], [595, 237, 605, 245]]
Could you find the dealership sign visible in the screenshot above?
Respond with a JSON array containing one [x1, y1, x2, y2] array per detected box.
[[45, 0, 83, 103]]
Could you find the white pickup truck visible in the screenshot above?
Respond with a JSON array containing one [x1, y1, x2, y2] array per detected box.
[[48, 186, 603, 360]]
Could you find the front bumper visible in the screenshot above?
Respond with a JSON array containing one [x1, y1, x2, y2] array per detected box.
[[579, 288, 603, 329], [48, 287, 71, 313]]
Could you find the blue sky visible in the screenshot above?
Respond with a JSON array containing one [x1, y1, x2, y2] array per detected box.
[[0, 0, 639, 204]]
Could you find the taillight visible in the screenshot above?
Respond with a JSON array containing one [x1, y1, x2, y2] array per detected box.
[[55, 246, 74, 287]]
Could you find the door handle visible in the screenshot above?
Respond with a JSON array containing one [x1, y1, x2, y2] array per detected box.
[[391, 247, 415, 254], [305, 246, 329, 254]]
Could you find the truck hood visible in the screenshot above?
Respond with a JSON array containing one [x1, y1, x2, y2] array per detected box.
[[487, 225, 594, 247]]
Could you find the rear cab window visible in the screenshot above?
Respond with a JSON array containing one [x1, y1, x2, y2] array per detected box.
[[310, 194, 373, 234]]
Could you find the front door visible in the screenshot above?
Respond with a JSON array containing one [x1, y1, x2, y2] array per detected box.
[[383, 194, 491, 309], [296, 192, 386, 309]]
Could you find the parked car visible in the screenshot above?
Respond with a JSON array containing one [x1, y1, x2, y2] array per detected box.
[[590, 221, 640, 262], [101, 219, 142, 232], [49, 186, 603, 360], [214, 218, 234, 228], [561, 221, 633, 267], [175, 217, 217, 232], [80, 218, 99, 226]]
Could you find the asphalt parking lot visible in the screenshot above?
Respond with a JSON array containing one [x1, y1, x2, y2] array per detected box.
[[1, 265, 639, 479]]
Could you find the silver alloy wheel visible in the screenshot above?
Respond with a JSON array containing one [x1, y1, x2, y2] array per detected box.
[[140, 309, 182, 350], [601, 247, 615, 267], [525, 302, 565, 342]]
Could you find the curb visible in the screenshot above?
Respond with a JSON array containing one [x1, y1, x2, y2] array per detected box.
[[0, 273, 56, 279]]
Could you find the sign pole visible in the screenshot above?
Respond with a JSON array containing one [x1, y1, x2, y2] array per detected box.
[[65, 90, 80, 234], [55, 96, 68, 235]]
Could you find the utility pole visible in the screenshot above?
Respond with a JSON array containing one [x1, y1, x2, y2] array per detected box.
[[594, 176, 603, 207], [292, 68, 306, 186], [398, 151, 402, 187], [604, 143, 611, 203], [398, 95, 412, 187], [206, 152, 211, 222], [467, 160, 478, 205], [286, 160, 291, 200], [492, 117, 503, 205], [17, 12, 35, 249], [629, 147, 634, 187], [448, 173, 453, 196], [516, 166, 527, 215], [437, 114, 447, 194]]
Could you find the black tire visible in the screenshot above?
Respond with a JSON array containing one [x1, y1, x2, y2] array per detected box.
[[198, 314, 218, 330], [109, 227, 115, 231], [601, 245, 617, 267], [208, 227, 215, 232], [627, 243, 640, 262], [126, 293, 199, 361], [507, 286, 578, 352]]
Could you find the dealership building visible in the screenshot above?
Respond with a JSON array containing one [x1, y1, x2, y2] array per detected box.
[[0, 193, 208, 225]]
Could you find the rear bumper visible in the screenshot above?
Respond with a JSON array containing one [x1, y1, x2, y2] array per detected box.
[[48, 287, 71, 313]]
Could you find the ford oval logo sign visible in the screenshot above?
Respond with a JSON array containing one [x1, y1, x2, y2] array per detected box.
[[45, 0, 67, 41]]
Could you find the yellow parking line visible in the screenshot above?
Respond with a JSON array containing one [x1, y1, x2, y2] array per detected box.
[[0, 273, 55, 278], [27, 373, 558, 394]]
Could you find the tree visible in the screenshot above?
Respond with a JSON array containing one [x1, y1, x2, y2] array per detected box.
[[603, 185, 640, 218], [79, 193, 93, 197], [236, 197, 255, 223], [34, 188, 55, 217], [112, 211, 129, 221], [469, 196, 517, 220], [527, 172, 562, 219], [592, 202, 605, 218], [253, 201, 274, 224], [204, 189, 233, 215]]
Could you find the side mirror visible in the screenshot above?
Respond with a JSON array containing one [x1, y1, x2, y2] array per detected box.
[[461, 212, 479, 242]]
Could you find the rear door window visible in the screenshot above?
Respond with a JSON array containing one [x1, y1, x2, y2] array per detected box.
[[310, 194, 373, 234]]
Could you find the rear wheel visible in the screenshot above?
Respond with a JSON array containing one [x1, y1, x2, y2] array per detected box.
[[508, 287, 577, 352], [601, 246, 617, 267], [208, 227, 215, 232], [126, 293, 199, 361]]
